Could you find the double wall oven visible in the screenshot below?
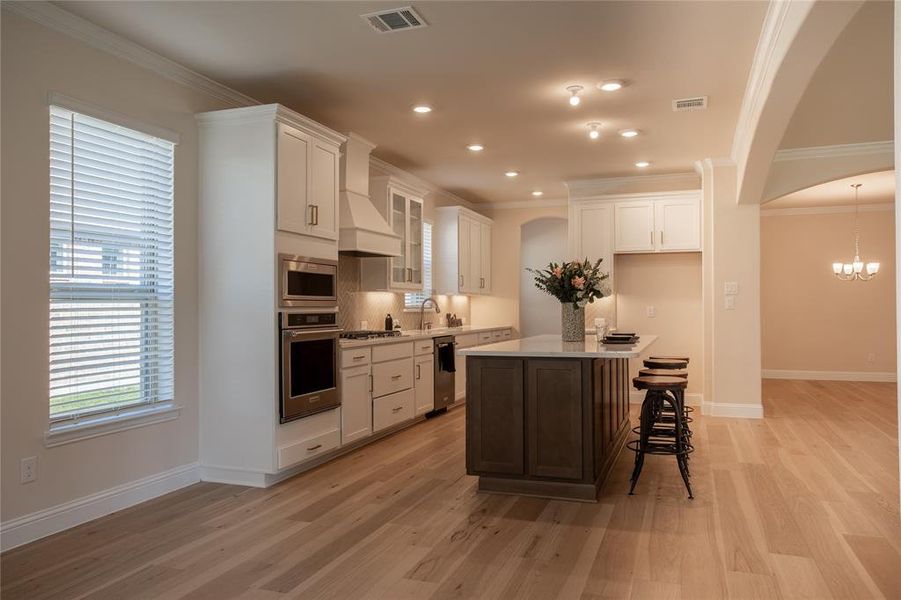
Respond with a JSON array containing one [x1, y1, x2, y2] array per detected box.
[[278, 255, 342, 423]]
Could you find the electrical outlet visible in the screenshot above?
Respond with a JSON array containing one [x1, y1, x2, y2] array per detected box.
[[20, 456, 37, 484], [646, 306, 657, 318], [867, 352, 876, 363]]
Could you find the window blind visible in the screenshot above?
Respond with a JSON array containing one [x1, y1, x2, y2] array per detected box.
[[49, 105, 175, 422], [405, 221, 433, 308]]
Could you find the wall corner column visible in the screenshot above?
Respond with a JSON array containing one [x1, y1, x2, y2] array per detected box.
[[697, 158, 763, 418]]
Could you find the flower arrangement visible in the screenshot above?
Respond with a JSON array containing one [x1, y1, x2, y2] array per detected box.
[[527, 258, 610, 307]]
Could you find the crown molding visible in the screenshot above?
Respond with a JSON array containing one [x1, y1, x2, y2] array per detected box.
[[730, 0, 794, 161], [369, 156, 476, 209], [196, 104, 346, 146], [760, 202, 894, 217], [773, 141, 894, 163], [3, 0, 259, 108], [482, 198, 569, 210], [565, 172, 700, 200]]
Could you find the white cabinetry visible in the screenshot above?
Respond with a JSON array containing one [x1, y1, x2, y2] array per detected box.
[[452, 329, 513, 403], [361, 177, 426, 291], [197, 104, 345, 485], [340, 363, 371, 445], [414, 354, 434, 416], [276, 123, 340, 241], [613, 192, 701, 253], [435, 207, 493, 295]]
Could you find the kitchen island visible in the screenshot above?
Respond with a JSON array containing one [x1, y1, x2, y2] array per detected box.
[[459, 334, 657, 502]]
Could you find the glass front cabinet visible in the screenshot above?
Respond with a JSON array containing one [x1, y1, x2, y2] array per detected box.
[[360, 176, 426, 292]]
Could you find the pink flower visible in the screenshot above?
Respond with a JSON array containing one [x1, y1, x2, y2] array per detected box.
[[552, 266, 563, 278], [572, 276, 585, 289]]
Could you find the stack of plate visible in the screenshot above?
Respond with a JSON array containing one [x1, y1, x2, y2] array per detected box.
[[601, 332, 639, 345]]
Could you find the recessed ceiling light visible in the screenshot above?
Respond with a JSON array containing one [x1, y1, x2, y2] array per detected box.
[[412, 105, 432, 113], [505, 171, 519, 178], [467, 144, 484, 152], [532, 191, 543, 197], [598, 80, 624, 92], [587, 122, 601, 140], [566, 85, 583, 107], [619, 129, 639, 138], [635, 161, 650, 168]]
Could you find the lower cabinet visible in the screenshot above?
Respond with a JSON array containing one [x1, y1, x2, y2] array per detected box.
[[527, 360, 583, 480], [373, 388, 414, 432], [277, 408, 342, 469], [466, 358, 524, 475], [340, 364, 372, 445], [414, 354, 434, 416]]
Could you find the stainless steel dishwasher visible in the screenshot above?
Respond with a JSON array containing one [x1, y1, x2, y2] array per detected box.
[[432, 335, 456, 414]]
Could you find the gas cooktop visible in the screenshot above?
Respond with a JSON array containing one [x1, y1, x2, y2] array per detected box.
[[340, 330, 403, 340]]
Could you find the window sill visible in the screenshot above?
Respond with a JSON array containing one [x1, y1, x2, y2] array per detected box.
[[44, 404, 181, 448]]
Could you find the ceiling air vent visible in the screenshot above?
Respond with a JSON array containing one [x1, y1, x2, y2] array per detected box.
[[672, 96, 708, 112], [362, 7, 428, 33]]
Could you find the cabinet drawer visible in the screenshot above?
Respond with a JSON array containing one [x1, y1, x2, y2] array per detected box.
[[341, 347, 371, 368], [372, 341, 414, 363], [491, 330, 503, 341], [372, 357, 414, 398], [502, 329, 513, 339], [414, 339, 434, 356], [456, 333, 479, 349], [478, 332, 493, 344], [277, 427, 341, 469], [373, 388, 414, 432]]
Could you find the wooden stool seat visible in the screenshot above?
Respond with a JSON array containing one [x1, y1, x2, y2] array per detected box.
[[639, 368, 688, 378], [649, 355, 690, 364], [643, 358, 688, 370], [632, 376, 687, 391]]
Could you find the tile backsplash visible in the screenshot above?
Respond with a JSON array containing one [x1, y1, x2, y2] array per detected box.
[[337, 256, 470, 331]]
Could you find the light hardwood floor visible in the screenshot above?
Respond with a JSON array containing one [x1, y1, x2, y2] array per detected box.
[[2, 379, 899, 599]]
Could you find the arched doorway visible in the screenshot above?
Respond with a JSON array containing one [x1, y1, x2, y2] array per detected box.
[[519, 217, 567, 338]]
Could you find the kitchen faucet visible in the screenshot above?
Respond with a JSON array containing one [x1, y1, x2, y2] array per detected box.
[[420, 297, 441, 331]]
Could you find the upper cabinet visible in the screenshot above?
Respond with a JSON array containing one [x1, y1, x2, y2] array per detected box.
[[275, 122, 341, 242], [434, 207, 493, 295], [360, 177, 426, 291], [613, 192, 701, 254]]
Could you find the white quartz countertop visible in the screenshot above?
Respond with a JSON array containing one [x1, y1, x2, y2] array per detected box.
[[458, 334, 658, 358], [339, 324, 513, 349]]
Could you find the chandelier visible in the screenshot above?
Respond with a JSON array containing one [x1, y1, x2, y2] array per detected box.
[[832, 183, 879, 281]]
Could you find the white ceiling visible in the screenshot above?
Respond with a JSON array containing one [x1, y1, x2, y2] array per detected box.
[[55, 1, 767, 204], [765, 170, 896, 209]]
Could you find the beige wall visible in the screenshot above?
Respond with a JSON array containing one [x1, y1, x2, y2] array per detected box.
[[615, 253, 703, 394], [0, 13, 234, 522], [761, 209, 896, 374]]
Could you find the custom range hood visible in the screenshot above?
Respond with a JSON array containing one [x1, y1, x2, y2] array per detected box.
[[338, 133, 402, 257]]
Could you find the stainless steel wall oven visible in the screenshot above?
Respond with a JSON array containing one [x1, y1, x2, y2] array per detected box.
[[279, 312, 341, 423]]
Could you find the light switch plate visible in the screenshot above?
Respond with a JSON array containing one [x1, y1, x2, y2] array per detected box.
[[724, 295, 736, 310], [20, 456, 37, 484], [646, 306, 656, 318], [724, 282, 739, 295]]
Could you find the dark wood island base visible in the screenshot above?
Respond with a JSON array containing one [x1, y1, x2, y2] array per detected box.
[[465, 355, 632, 502]]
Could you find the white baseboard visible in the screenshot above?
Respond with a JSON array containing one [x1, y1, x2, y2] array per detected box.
[[0, 462, 200, 552], [199, 465, 270, 488], [701, 401, 764, 419], [762, 369, 896, 382], [629, 391, 703, 406]]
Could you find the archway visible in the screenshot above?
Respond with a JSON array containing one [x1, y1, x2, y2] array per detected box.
[[519, 217, 567, 338]]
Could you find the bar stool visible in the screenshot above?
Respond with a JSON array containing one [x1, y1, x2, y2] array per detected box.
[[643, 358, 688, 370], [649, 355, 690, 364], [627, 375, 693, 499], [641, 359, 692, 420]]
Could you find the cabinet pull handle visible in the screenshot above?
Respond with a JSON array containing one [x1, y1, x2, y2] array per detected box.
[[660, 230, 663, 245], [416, 364, 421, 380], [392, 406, 403, 413], [369, 374, 373, 392], [307, 444, 322, 451], [352, 355, 366, 361], [391, 374, 402, 380], [650, 231, 653, 246], [309, 204, 319, 226]]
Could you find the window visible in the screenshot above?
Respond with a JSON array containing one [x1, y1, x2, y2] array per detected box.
[[405, 221, 432, 309], [48, 105, 175, 424]]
